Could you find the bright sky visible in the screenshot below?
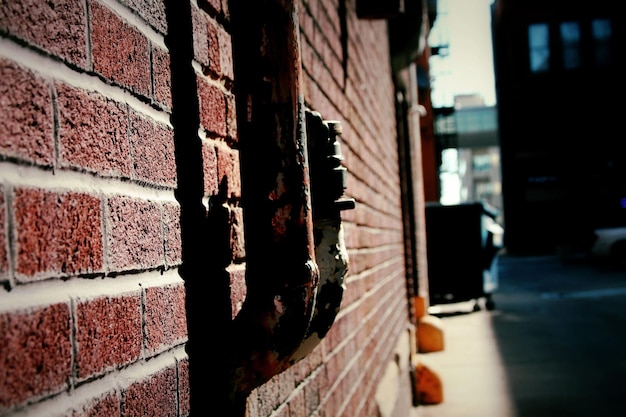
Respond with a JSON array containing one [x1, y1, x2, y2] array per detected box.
[[428, 0, 497, 108]]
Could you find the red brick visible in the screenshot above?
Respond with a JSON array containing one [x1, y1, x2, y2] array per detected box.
[[286, 390, 306, 417], [255, 379, 278, 416], [0, 59, 54, 166], [177, 358, 190, 417], [304, 375, 322, 414], [119, 0, 167, 34], [215, 145, 241, 199], [144, 284, 187, 354], [230, 207, 245, 262], [218, 26, 234, 82], [13, 188, 103, 279], [191, 6, 209, 68], [206, 20, 221, 76], [70, 391, 121, 417], [162, 203, 182, 266], [225, 92, 238, 144], [201, 142, 219, 197], [152, 46, 172, 108], [91, 1, 151, 96], [0, 303, 72, 409], [56, 82, 131, 177], [107, 196, 164, 271], [0, 190, 7, 278], [0, 0, 87, 68], [228, 265, 246, 318], [121, 366, 177, 417], [198, 79, 227, 137], [129, 111, 176, 187], [75, 294, 142, 379]]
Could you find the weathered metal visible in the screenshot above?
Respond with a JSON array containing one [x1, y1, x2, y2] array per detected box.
[[228, 0, 318, 407], [227, 1, 355, 412], [292, 110, 354, 362]]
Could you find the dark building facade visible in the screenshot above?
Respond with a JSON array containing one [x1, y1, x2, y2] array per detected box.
[[492, 0, 626, 255]]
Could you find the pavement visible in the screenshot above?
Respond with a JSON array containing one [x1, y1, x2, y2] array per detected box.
[[413, 253, 626, 417]]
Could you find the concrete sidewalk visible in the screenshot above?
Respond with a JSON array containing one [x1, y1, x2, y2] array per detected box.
[[412, 254, 626, 417], [416, 300, 515, 417]]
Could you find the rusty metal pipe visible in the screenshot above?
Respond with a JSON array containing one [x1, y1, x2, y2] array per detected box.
[[228, 0, 318, 406], [228, 0, 353, 408]]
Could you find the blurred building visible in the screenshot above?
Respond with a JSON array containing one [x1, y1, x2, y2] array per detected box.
[[425, 1, 503, 224], [455, 98, 502, 219], [429, 94, 503, 220], [492, 0, 626, 255]]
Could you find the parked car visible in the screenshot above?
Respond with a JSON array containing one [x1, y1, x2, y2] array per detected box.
[[589, 226, 626, 267]]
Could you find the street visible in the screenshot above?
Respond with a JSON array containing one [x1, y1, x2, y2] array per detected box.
[[417, 253, 626, 417]]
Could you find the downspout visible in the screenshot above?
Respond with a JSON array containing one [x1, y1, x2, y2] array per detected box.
[[228, 0, 354, 410]]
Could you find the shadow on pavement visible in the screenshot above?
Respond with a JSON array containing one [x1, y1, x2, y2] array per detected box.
[[419, 254, 626, 417]]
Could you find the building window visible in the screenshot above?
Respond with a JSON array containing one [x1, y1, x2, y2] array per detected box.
[[528, 23, 550, 72], [560, 22, 580, 69], [473, 154, 492, 173], [592, 18, 612, 67]]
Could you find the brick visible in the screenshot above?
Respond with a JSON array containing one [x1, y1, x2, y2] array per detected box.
[[144, 284, 187, 354], [215, 145, 241, 199], [198, 79, 227, 137], [230, 207, 245, 262], [206, 19, 221, 76], [162, 203, 182, 266], [191, 6, 209, 68], [119, 0, 167, 34], [56, 82, 131, 177], [0, 303, 72, 410], [286, 390, 306, 417], [70, 391, 120, 417], [0, 0, 87, 68], [107, 196, 164, 271], [75, 294, 142, 379], [177, 359, 190, 417], [13, 188, 103, 279], [227, 265, 246, 318], [225, 92, 238, 144], [0, 59, 54, 166], [0, 189, 7, 278], [218, 25, 234, 82], [255, 379, 278, 417], [121, 366, 177, 417], [152, 46, 172, 108], [129, 111, 176, 187], [91, 1, 151, 97], [201, 142, 219, 197], [304, 374, 322, 414]]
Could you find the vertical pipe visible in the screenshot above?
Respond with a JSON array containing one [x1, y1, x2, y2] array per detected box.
[[228, 0, 319, 408]]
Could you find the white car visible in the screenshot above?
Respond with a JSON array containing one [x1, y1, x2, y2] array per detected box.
[[590, 227, 626, 267]]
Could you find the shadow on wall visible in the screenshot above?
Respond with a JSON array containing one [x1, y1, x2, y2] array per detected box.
[[164, 1, 234, 415]]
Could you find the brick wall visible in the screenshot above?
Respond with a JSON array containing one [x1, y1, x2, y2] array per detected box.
[[0, 0, 198, 415], [244, 1, 414, 417], [1, 0, 417, 416]]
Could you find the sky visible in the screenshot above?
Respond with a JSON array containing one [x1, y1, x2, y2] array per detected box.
[[428, 0, 497, 108]]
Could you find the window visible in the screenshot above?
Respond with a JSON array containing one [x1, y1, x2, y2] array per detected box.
[[592, 19, 612, 67], [528, 23, 550, 72], [560, 22, 580, 69], [473, 154, 492, 173]]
